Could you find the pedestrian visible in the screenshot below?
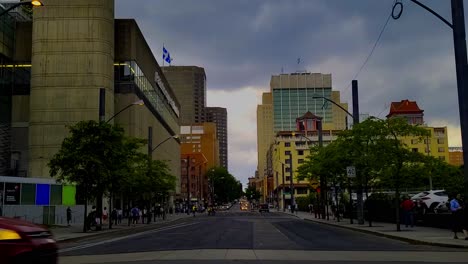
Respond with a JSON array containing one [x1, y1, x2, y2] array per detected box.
[[450, 194, 463, 239], [66, 207, 72, 226], [288, 204, 291, 213], [131, 206, 139, 226], [400, 196, 415, 228], [117, 208, 123, 224], [462, 199, 468, 240], [111, 208, 118, 226], [102, 207, 108, 224], [146, 207, 152, 224], [308, 204, 313, 214]]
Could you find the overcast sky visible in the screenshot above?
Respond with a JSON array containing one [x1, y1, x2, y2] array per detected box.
[[116, 0, 464, 187]]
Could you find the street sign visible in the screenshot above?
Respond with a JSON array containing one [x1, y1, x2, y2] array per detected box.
[[310, 179, 319, 189], [346, 166, 356, 178]]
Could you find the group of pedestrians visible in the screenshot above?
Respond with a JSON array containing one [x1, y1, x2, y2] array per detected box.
[[391, 194, 468, 240], [127, 205, 166, 226]]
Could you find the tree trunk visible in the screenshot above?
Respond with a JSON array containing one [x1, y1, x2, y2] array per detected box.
[[108, 193, 113, 229], [83, 196, 88, 233], [96, 193, 103, 231]]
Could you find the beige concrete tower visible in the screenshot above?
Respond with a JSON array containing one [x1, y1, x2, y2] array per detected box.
[[29, 0, 115, 177]]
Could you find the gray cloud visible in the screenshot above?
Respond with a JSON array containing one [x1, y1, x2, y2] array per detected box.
[[116, 0, 465, 184]]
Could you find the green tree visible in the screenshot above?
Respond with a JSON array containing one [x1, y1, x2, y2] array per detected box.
[[206, 167, 242, 204], [48, 120, 146, 232], [244, 185, 261, 202]]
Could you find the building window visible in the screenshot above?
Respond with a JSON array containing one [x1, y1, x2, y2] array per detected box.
[[424, 139, 431, 144], [285, 159, 291, 164], [439, 156, 445, 161], [285, 167, 291, 172], [438, 147, 445, 152], [412, 148, 418, 153], [438, 138, 445, 144], [285, 142, 291, 147], [298, 159, 304, 164], [298, 150, 304, 155], [411, 139, 419, 144], [286, 176, 291, 181], [285, 151, 291, 155]]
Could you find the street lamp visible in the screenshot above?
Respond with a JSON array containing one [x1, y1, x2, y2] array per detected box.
[[150, 135, 179, 153], [392, 0, 468, 206], [0, 1, 44, 17], [106, 99, 144, 123]]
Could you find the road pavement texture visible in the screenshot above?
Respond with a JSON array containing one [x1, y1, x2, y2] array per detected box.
[[59, 205, 468, 264]]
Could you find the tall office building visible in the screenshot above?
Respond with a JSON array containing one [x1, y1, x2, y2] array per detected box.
[[256, 92, 274, 197], [257, 72, 347, 202], [270, 73, 348, 132], [162, 66, 206, 125], [206, 107, 228, 169], [0, 1, 181, 197]]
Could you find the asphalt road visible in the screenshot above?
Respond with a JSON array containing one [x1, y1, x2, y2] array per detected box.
[[59, 204, 468, 264]]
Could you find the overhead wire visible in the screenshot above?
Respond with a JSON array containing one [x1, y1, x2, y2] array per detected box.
[[341, 0, 399, 100]]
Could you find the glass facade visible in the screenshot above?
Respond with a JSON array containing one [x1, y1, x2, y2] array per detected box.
[[114, 61, 179, 133], [273, 87, 332, 132]]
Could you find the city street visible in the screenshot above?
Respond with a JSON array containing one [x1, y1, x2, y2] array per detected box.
[[58, 204, 468, 264]]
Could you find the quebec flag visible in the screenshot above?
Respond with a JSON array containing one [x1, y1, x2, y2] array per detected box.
[[163, 46, 172, 64]]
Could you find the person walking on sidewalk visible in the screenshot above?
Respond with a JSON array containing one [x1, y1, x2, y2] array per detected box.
[[117, 208, 122, 224], [401, 196, 415, 228], [450, 194, 463, 239], [111, 208, 118, 226], [66, 207, 72, 226]]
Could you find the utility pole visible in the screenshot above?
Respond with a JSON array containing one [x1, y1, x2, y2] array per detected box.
[[451, 0, 468, 200], [288, 152, 294, 212], [317, 119, 326, 219], [186, 156, 190, 215], [282, 163, 285, 212], [352, 80, 364, 225]]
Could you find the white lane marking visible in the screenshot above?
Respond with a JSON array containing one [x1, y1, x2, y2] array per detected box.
[[59, 222, 199, 253]]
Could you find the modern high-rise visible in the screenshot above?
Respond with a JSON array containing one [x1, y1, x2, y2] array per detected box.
[[270, 73, 348, 132], [206, 107, 228, 169], [257, 73, 347, 200], [162, 66, 206, 125]]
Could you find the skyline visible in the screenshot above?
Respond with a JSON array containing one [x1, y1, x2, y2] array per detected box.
[[115, 0, 464, 187]]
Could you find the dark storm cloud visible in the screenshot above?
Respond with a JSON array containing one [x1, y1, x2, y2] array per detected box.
[[116, 0, 465, 183]]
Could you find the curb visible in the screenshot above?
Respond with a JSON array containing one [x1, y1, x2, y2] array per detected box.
[[301, 217, 468, 249], [55, 215, 190, 243]]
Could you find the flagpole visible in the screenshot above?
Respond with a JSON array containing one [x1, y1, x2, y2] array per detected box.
[[163, 44, 165, 67]]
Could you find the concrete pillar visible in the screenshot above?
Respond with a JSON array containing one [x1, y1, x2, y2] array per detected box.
[[29, 0, 115, 177]]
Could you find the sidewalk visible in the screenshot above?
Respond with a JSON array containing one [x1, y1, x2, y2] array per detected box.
[[51, 213, 190, 242], [284, 211, 468, 248]]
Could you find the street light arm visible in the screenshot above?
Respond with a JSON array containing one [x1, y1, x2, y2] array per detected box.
[[409, 0, 453, 29], [151, 135, 177, 153], [312, 96, 354, 118], [105, 104, 134, 123]]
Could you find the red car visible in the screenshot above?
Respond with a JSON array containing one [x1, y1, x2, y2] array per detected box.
[[0, 217, 57, 264]]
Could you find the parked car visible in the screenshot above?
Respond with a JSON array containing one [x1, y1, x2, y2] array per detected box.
[[0, 217, 57, 264], [411, 190, 448, 213], [259, 203, 269, 213]]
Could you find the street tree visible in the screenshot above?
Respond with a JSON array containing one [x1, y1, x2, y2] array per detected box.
[[48, 120, 146, 232], [206, 167, 242, 204], [244, 185, 261, 202]]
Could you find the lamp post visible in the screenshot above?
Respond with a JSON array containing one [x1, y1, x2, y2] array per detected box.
[[394, 0, 468, 202], [106, 100, 144, 123], [0, 0, 43, 17], [312, 95, 361, 223]]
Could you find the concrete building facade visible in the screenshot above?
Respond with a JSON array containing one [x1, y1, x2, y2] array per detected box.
[[0, 1, 182, 199], [162, 66, 206, 125], [206, 107, 228, 170], [387, 100, 449, 163]]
